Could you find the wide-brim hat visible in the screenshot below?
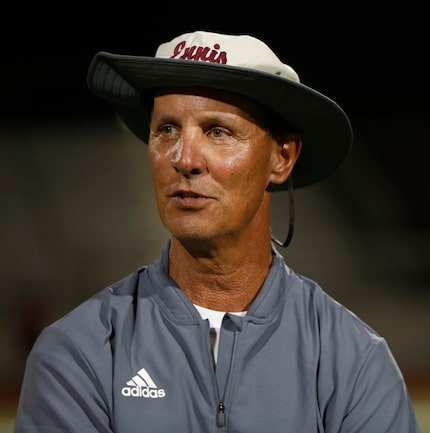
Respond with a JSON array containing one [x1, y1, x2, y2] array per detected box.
[[87, 31, 353, 189]]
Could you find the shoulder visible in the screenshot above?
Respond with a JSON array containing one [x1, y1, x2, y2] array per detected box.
[[33, 268, 146, 357], [288, 272, 412, 421], [288, 270, 384, 354]]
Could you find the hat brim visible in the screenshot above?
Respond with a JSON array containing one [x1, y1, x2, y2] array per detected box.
[[87, 52, 353, 189]]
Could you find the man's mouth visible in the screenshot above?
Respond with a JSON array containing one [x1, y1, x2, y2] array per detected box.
[[171, 190, 211, 208], [173, 189, 206, 198]]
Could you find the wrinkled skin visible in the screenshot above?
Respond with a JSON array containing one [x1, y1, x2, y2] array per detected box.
[[147, 88, 301, 310]]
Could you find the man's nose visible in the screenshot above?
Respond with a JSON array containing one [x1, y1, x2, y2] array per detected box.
[[172, 131, 206, 177]]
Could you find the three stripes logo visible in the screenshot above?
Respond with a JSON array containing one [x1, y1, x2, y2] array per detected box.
[[121, 367, 166, 398]]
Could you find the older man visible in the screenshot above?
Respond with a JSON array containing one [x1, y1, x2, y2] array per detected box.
[[14, 31, 421, 433]]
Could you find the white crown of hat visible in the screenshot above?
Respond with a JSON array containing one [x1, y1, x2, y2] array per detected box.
[[155, 31, 300, 83]]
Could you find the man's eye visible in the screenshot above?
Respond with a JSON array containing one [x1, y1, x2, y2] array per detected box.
[[210, 128, 227, 138], [160, 124, 174, 134]]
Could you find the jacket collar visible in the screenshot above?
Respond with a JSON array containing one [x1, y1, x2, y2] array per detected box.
[[143, 240, 293, 321]]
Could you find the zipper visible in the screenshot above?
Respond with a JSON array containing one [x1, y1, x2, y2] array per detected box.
[[217, 401, 225, 427], [215, 314, 242, 430], [202, 320, 225, 429]]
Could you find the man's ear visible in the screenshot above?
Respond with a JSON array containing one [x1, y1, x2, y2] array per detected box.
[[269, 133, 302, 186]]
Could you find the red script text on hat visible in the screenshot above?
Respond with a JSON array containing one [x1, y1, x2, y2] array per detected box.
[[169, 41, 227, 64]]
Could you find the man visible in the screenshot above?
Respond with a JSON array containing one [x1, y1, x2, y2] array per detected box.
[[14, 31, 421, 432]]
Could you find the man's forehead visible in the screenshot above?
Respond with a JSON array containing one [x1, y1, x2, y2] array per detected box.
[[152, 86, 272, 125]]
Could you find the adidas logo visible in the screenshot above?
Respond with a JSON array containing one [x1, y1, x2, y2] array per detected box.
[[121, 367, 166, 398]]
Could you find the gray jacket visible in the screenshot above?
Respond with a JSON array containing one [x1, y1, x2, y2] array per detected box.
[[14, 241, 421, 432]]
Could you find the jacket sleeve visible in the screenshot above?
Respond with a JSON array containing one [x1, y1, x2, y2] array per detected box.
[[14, 323, 114, 433], [338, 337, 421, 433]]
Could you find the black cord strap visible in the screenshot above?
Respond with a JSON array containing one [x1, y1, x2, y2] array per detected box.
[[271, 176, 295, 248]]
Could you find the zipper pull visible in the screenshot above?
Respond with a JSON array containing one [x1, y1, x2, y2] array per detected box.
[[217, 401, 225, 427]]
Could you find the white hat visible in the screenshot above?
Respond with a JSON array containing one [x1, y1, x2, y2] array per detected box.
[[87, 30, 353, 188]]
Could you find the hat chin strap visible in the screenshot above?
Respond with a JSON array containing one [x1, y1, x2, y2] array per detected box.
[[271, 176, 295, 248]]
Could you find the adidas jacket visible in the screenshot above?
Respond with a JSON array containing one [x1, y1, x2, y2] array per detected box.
[[14, 241, 421, 433]]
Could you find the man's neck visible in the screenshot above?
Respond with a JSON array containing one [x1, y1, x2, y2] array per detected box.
[[168, 236, 273, 312]]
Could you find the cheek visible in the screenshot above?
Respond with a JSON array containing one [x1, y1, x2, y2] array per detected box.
[[148, 139, 169, 167], [148, 145, 171, 183], [220, 148, 271, 191], [148, 137, 184, 175], [216, 147, 253, 182]]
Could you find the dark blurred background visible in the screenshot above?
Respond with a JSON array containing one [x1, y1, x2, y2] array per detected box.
[[0, 7, 429, 429]]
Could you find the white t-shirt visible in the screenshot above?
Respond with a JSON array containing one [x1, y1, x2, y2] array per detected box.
[[194, 304, 247, 363]]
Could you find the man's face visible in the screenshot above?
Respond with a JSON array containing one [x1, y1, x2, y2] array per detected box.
[[147, 89, 286, 245]]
